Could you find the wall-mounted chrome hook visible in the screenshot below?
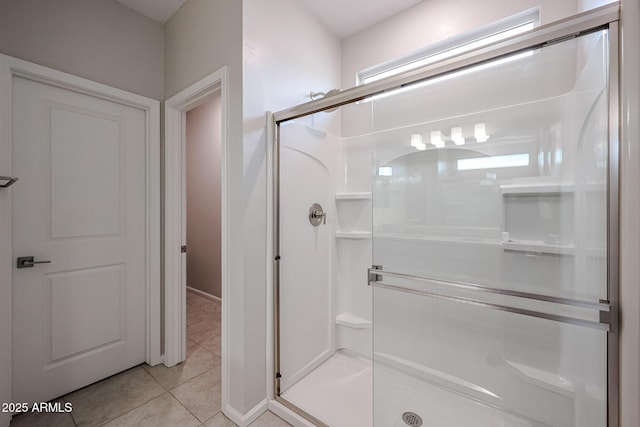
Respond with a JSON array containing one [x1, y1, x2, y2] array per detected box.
[[308, 203, 326, 226], [0, 176, 18, 188]]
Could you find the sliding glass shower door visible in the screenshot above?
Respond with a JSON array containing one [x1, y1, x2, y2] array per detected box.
[[370, 28, 614, 427]]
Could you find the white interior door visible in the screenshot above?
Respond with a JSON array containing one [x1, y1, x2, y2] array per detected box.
[[12, 75, 147, 404]]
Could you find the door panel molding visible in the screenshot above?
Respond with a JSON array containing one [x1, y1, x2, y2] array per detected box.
[[0, 54, 161, 415]]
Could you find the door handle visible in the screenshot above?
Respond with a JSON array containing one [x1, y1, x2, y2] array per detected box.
[[17, 256, 51, 269], [0, 176, 18, 188]]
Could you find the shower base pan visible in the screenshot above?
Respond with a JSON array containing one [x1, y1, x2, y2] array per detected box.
[[282, 350, 373, 427], [281, 350, 543, 427]]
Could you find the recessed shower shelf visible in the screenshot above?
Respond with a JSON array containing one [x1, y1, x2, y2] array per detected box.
[[502, 240, 575, 255], [500, 183, 574, 195], [500, 182, 606, 195], [335, 192, 372, 200], [335, 231, 372, 239], [376, 233, 501, 247]]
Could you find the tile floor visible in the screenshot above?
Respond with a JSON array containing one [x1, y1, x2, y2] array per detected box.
[[10, 291, 291, 427]]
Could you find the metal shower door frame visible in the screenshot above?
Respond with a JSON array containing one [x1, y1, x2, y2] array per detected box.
[[271, 4, 621, 426]]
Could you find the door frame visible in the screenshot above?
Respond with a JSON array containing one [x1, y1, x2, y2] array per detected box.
[[163, 67, 229, 401], [0, 54, 161, 417]]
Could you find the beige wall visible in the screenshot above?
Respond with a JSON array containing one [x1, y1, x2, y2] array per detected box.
[[164, 0, 242, 99], [0, 0, 164, 100], [186, 96, 222, 298], [0, 2, 163, 424]]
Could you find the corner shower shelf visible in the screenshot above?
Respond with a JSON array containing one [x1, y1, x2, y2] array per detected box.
[[502, 240, 575, 255], [335, 313, 372, 329], [503, 356, 574, 398], [500, 182, 605, 195], [335, 230, 372, 239], [335, 192, 372, 200]]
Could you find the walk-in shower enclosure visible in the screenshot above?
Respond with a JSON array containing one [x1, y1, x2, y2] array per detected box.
[[272, 5, 619, 427]]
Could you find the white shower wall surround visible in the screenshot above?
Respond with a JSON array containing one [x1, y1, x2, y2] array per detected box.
[[278, 118, 374, 393], [275, 13, 614, 427]]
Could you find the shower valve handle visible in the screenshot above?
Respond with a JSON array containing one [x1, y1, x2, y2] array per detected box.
[[308, 203, 326, 226], [312, 210, 326, 224]]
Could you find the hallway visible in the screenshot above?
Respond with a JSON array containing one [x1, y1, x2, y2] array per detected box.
[[10, 292, 290, 427]]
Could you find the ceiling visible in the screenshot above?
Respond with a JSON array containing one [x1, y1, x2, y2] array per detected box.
[[117, 0, 424, 38], [117, 0, 187, 23]]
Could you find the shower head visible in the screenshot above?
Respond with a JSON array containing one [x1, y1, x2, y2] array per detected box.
[[309, 88, 340, 100], [309, 88, 341, 112]]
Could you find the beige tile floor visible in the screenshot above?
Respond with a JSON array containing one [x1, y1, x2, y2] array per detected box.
[[10, 292, 291, 427]]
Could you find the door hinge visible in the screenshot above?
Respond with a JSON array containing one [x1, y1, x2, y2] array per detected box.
[[181, 245, 187, 253], [275, 372, 282, 396]]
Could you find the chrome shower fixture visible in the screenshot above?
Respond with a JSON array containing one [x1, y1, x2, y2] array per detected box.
[[309, 88, 341, 112], [308, 203, 326, 226], [309, 88, 341, 100]]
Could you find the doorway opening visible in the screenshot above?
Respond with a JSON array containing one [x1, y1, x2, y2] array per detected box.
[[185, 94, 223, 353], [164, 68, 229, 409]]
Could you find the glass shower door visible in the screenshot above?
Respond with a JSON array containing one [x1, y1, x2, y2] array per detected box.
[[371, 29, 613, 426]]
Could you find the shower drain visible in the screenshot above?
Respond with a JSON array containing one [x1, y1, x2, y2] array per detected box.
[[402, 411, 423, 427]]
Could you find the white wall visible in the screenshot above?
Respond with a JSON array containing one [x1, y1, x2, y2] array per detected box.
[[278, 121, 338, 390], [166, 0, 340, 416], [186, 96, 222, 298], [0, 0, 164, 100], [336, 0, 638, 425], [164, 0, 246, 415], [340, 0, 579, 91], [243, 0, 341, 412]]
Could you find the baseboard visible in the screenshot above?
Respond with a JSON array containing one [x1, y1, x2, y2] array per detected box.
[[268, 400, 317, 427], [146, 353, 164, 367], [186, 286, 222, 302], [223, 400, 268, 427]]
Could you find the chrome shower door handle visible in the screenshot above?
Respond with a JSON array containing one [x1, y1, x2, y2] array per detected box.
[[308, 203, 326, 226]]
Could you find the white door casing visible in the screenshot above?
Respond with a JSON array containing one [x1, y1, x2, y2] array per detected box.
[[164, 68, 230, 416], [0, 54, 160, 407]]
